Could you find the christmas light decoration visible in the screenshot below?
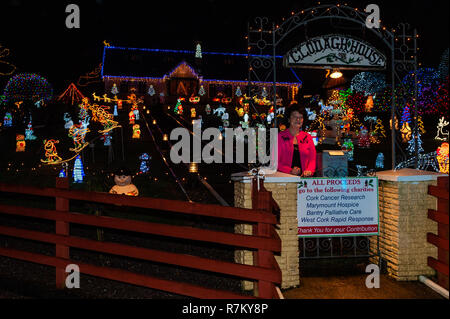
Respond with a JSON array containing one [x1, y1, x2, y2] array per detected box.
[[25, 121, 36, 140], [400, 122, 412, 143], [357, 127, 370, 148], [350, 72, 386, 96], [3, 73, 53, 102], [0, 44, 17, 76], [77, 63, 102, 87], [68, 117, 90, 152], [195, 43, 202, 59], [395, 151, 440, 172], [189, 96, 200, 104], [436, 142, 449, 174], [111, 83, 119, 95], [406, 132, 425, 155], [109, 167, 139, 196], [400, 104, 412, 126], [376, 153, 385, 169], [16, 134, 25, 152], [345, 91, 366, 115], [133, 108, 140, 121], [437, 48, 449, 80], [3, 112, 12, 127], [101, 131, 112, 146], [174, 99, 183, 115], [235, 86, 242, 97], [435, 117, 449, 141], [129, 110, 135, 124], [113, 104, 118, 116], [41, 139, 62, 164], [72, 155, 85, 183], [132, 124, 141, 139], [205, 104, 211, 115], [57, 83, 85, 105], [190, 107, 196, 118], [139, 153, 151, 174], [341, 139, 354, 161], [198, 85, 205, 96]]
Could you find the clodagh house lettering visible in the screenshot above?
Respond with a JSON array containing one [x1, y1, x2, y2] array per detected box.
[[284, 34, 387, 70]]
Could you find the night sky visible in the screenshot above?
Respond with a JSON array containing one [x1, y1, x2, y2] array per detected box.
[[0, 0, 448, 94]]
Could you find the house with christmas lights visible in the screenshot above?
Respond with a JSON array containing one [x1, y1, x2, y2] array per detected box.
[[101, 45, 303, 106]]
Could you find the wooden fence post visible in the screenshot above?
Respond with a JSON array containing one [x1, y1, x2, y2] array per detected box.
[[252, 178, 275, 298], [55, 177, 70, 289]]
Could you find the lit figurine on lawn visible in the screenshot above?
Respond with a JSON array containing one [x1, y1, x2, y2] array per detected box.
[[132, 124, 141, 139], [109, 167, 139, 196], [16, 134, 26, 152]]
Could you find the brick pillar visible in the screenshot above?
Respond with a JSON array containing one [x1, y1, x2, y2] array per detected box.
[[370, 168, 444, 281], [233, 173, 300, 290]]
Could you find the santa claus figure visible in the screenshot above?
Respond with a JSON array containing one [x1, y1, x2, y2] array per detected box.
[[357, 127, 370, 148], [109, 167, 139, 196]]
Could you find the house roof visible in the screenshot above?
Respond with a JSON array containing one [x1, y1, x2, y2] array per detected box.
[[101, 46, 302, 86]]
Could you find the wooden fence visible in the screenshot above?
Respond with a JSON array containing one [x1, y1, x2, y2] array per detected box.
[[0, 177, 281, 298], [427, 176, 449, 290]]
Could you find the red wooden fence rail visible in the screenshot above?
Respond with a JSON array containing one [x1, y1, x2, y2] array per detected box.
[[427, 176, 449, 290], [0, 177, 281, 299]]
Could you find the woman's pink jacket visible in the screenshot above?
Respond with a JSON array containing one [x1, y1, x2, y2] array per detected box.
[[277, 130, 316, 174]]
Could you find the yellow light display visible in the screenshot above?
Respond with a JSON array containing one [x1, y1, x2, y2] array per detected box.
[[437, 142, 449, 174]]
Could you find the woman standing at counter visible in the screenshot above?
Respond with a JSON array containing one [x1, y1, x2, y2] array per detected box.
[[277, 105, 316, 176]]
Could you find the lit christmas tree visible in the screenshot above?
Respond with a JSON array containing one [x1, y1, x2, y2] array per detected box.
[[72, 155, 85, 183], [174, 99, 183, 114], [400, 104, 412, 126], [198, 85, 205, 96], [195, 43, 202, 58], [111, 83, 119, 95]]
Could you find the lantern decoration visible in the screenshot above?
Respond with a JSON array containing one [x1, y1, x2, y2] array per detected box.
[[41, 139, 62, 164], [189, 162, 198, 173], [129, 110, 135, 124], [205, 104, 211, 115], [198, 85, 206, 96], [191, 107, 196, 118], [357, 127, 370, 148], [16, 134, 25, 152], [435, 117, 449, 141], [72, 155, 85, 183], [25, 121, 37, 140], [400, 122, 412, 143], [111, 83, 119, 95], [148, 85, 155, 96], [436, 142, 449, 174], [376, 153, 385, 169], [68, 117, 90, 152], [139, 153, 151, 174], [3, 112, 12, 127], [342, 139, 354, 161], [132, 124, 141, 139]]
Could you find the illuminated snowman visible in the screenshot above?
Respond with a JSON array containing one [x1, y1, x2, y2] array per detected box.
[[109, 167, 139, 196]]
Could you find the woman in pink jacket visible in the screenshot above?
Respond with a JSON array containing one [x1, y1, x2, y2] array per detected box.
[[277, 106, 316, 176]]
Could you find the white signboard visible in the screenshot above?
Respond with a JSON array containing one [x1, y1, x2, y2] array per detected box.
[[284, 34, 386, 70], [297, 177, 379, 237]]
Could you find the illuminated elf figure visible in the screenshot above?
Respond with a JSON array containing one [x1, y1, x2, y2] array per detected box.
[[129, 110, 135, 124], [376, 153, 385, 169], [205, 104, 211, 115], [148, 85, 155, 96], [132, 124, 141, 139], [68, 117, 90, 152], [25, 121, 37, 140], [16, 134, 25, 152], [139, 153, 151, 174], [3, 112, 12, 127], [41, 139, 62, 163], [72, 155, 85, 183]]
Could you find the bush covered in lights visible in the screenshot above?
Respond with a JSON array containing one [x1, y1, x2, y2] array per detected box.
[[350, 72, 386, 96], [3, 73, 53, 102]]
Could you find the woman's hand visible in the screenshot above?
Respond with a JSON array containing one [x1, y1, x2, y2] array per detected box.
[[302, 170, 313, 177], [291, 167, 301, 175]]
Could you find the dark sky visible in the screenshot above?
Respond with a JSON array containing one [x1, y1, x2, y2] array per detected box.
[[1, 0, 448, 93]]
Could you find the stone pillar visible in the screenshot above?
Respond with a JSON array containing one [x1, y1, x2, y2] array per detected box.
[[370, 168, 445, 281], [232, 172, 301, 290]]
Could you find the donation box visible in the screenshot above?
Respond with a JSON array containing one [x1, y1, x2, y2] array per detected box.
[[317, 150, 348, 177]]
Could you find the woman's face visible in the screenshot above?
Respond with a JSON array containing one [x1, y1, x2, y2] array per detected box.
[[289, 111, 303, 130]]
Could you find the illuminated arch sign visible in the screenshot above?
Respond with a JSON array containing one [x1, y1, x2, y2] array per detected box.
[[284, 34, 386, 70]]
